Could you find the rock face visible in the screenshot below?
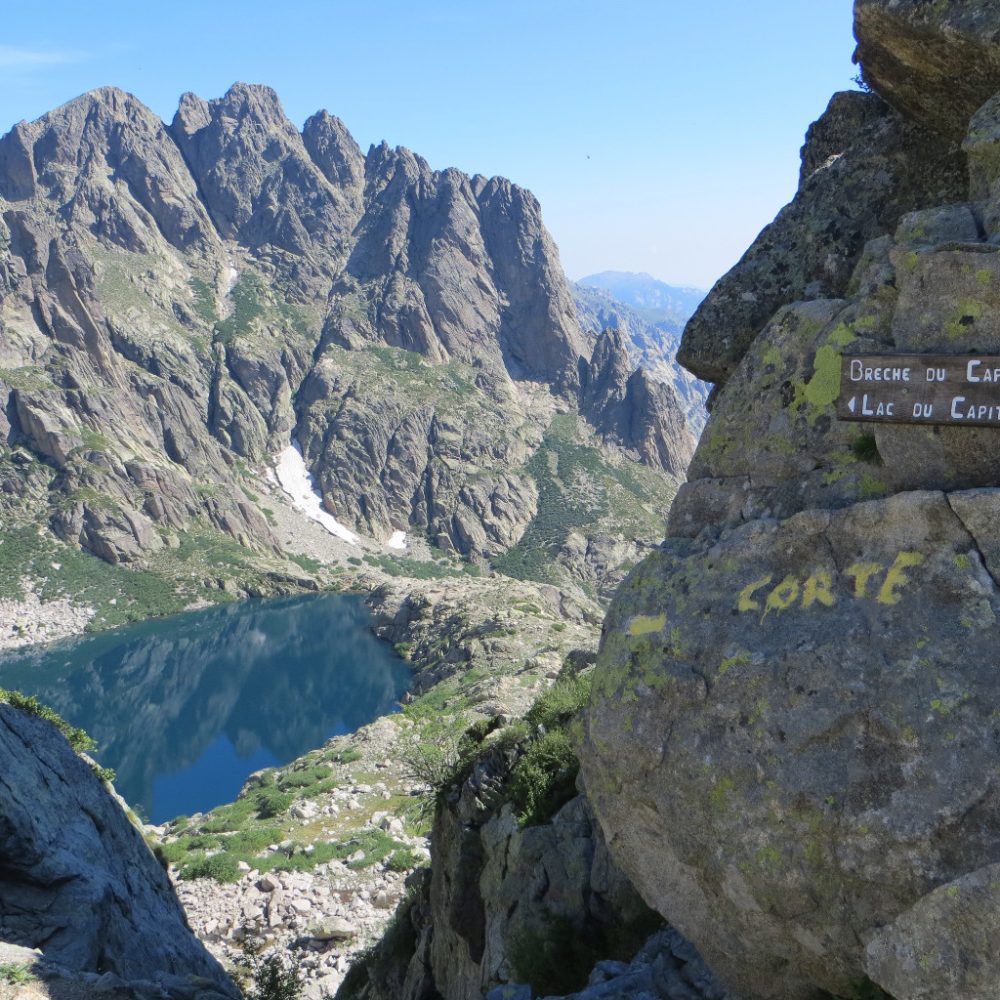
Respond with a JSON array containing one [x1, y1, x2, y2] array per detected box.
[[343, 731, 718, 1000], [0, 703, 235, 995], [572, 281, 710, 436], [581, 330, 696, 476], [0, 82, 693, 583], [581, 6, 1000, 999]]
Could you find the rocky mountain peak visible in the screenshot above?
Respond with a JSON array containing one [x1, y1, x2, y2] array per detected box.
[[0, 80, 696, 592], [1, 85, 216, 254], [170, 82, 358, 260], [302, 110, 365, 192], [581, 327, 695, 475]]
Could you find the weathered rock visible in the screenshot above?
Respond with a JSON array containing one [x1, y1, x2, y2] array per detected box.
[[678, 91, 966, 384], [584, 490, 1000, 999], [863, 862, 1000, 1000], [578, 75, 1000, 992], [171, 83, 360, 266], [0, 82, 691, 583], [0, 704, 236, 994], [854, 0, 1000, 139], [344, 726, 667, 1000]]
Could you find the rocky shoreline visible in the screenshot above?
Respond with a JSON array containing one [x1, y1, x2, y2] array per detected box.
[[0, 587, 95, 651]]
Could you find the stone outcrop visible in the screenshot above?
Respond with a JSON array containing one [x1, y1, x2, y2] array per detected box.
[[340, 727, 726, 1000], [581, 329, 696, 475], [581, 5, 1000, 999], [0, 703, 236, 997], [572, 281, 710, 436]]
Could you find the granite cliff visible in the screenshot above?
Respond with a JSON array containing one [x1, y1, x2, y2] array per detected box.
[[583, 3, 1000, 999], [0, 82, 696, 618]]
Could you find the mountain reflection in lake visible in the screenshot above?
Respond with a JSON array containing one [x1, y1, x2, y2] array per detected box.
[[0, 594, 410, 823]]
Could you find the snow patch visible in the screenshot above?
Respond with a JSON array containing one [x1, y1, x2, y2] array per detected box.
[[387, 531, 407, 550], [225, 265, 239, 295], [275, 440, 357, 544]]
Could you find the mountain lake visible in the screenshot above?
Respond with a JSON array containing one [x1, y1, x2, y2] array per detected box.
[[0, 593, 410, 823]]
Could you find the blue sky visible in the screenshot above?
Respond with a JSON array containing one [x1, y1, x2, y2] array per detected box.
[[0, 1, 858, 289]]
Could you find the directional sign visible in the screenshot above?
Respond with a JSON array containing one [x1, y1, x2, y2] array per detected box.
[[838, 354, 1000, 427]]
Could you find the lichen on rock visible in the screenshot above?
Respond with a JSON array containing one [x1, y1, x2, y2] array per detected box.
[[581, 5, 1000, 998]]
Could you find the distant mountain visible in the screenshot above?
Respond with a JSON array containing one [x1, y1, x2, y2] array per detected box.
[[577, 272, 706, 327], [572, 280, 710, 436]]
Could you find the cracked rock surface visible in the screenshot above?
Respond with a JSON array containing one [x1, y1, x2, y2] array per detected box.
[[582, 6, 1000, 998]]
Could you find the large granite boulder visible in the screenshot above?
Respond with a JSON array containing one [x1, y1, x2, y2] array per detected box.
[[0, 703, 236, 994], [582, 9, 1000, 999], [585, 490, 1000, 998], [854, 0, 1000, 139]]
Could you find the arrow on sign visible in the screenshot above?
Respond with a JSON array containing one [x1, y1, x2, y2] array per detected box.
[[847, 396, 857, 413]]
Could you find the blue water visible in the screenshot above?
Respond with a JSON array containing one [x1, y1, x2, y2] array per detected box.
[[0, 593, 410, 822]]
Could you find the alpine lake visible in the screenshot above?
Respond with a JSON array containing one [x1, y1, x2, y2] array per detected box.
[[0, 594, 410, 823]]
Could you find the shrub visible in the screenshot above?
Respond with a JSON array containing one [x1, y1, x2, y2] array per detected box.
[[277, 765, 333, 790], [850, 433, 882, 465], [508, 916, 597, 996], [0, 688, 115, 781], [508, 729, 579, 826], [386, 848, 422, 872], [0, 962, 35, 986], [0, 688, 95, 753], [398, 731, 461, 788], [234, 943, 303, 1000], [256, 789, 294, 819], [179, 852, 242, 883], [524, 672, 592, 731]]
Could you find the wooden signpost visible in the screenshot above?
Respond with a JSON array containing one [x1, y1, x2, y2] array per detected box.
[[837, 354, 1000, 427]]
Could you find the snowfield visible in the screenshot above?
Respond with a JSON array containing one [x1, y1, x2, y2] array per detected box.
[[388, 531, 407, 550], [274, 441, 357, 544]]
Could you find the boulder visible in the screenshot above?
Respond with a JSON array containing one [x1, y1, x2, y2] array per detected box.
[[864, 862, 1000, 1000], [678, 91, 965, 384], [854, 0, 1000, 138], [584, 490, 1000, 998]]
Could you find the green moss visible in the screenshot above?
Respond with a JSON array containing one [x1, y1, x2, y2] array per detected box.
[[858, 473, 888, 500], [628, 613, 666, 636], [762, 346, 783, 369], [944, 299, 985, 339], [718, 651, 752, 677]]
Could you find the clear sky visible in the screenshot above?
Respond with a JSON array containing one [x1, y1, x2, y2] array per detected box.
[[0, 1, 858, 290]]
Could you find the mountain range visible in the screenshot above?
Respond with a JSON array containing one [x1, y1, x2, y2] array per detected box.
[[0, 83, 699, 620]]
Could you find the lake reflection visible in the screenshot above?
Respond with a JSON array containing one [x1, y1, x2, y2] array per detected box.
[[0, 594, 410, 822]]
